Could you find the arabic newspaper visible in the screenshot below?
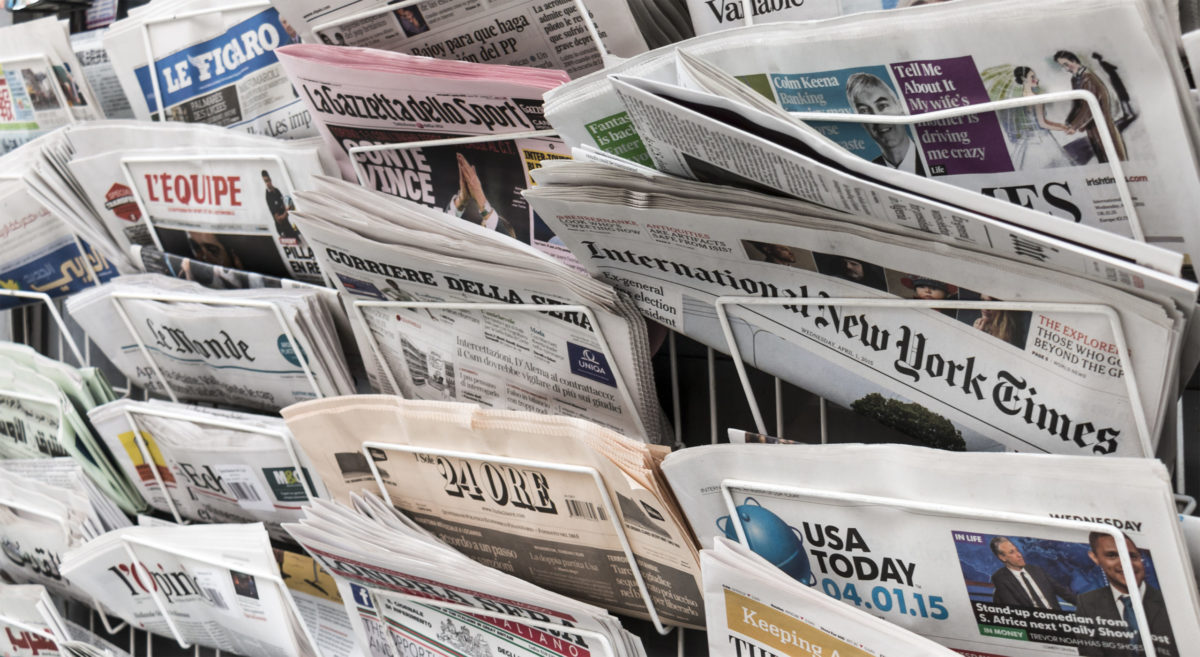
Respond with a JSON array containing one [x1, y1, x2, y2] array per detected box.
[[663, 441, 1200, 656]]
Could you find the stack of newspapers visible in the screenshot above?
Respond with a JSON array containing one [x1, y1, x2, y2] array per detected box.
[[67, 274, 355, 411], [0, 342, 143, 513], [666, 439, 1198, 656], [287, 493, 647, 657], [102, 0, 313, 138], [526, 0, 1200, 458], [59, 524, 323, 657], [0, 585, 131, 657], [88, 398, 327, 538], [281, 396, 704, 628], [0, 459, 131, 603], [292, 176, 670, 443], [21, 122, 338, 284], [0, 138, 118, 301], [0, 18, 103, 156]]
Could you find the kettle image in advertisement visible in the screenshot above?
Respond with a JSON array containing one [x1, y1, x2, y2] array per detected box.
[[717, 497, 816, 586]]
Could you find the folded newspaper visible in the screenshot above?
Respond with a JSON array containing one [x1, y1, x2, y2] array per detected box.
[[703, 537, 961, 657], [21, 121, 338, 284], [103, 0, 315, 138], [292, 175, 668, 442], [0, 138, 118, 305], [544, 0, 1200, 262], [663, 440, 1200, 656], [524, 161, 1188, 457], [0, 342, 144, 513], [282, 395, 704, 627], [286, 492, 648, 657], [275, 44, 569, 184], [0, 460, 131, 605], [0, 17, 103, 155], [88, 398, 328, 539], [69, 28, 135, 121], [0, 584, 131, 657], [66, 274, 355, 411], [688, 0, 956, 36], [270, 0, 690, 60], [59, 524, 321, 657]]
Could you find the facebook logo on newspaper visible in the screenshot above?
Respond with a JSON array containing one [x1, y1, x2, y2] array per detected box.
[[133, 8, 291, 112], [349, 584, 374, 609], [567, 343, 617, 387]]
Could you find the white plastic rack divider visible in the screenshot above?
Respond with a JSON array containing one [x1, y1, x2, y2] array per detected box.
[[0, 495, 127, 635], [786, 90, 1142, 241], [137, 1, 272, 126], [106, 290, 323, 403], [115, 533, 322, 655], [119, 404, 317, 525], [369, 588, 619, 657], [311, 0, 620, 67], [359, 441, 674, 635], [719, 478, 1160, 656], [116, 154, 303, 254], [347, 129, 563, 190], [349, 299, 649, 440], [712, 296, 1153, 458], [1, 54, 80, 126]]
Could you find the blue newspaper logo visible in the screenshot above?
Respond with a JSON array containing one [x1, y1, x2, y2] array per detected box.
[[134, 8, 291, 112], [567, 343, 617, 387]]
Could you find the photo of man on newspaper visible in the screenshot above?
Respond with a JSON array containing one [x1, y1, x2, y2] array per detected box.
[[954, 531, 1178, 656], [846, 72, 927, 176]]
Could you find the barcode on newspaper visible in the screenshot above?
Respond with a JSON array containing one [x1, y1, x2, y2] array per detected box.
[[566, 499, 607, 521], [203, 587, 228, 610], [227, 481, 261, 502]]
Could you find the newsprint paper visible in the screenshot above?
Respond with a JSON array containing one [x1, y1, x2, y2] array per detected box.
[[663, 441, 1200, 656]]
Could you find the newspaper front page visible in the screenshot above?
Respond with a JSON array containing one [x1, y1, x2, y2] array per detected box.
[[664, 442, 1200, 657], [0, 18, 102, 155], [544, 0, 1200, 260], [68, 29, 134, 120], [281, 397, 705, 627], [104, 1, 316, 139], [525, 177, 1181, 456], [271, 0, 649, 67]]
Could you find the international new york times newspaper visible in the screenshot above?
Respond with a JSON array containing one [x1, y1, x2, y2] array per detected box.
[[524, 173, 1181, 456]]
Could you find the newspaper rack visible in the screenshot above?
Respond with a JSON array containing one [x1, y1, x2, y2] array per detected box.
[[360, 441, 674, 635], [114, 533, 322, 655], [116, 153, 304, 257], [136, 0, 272, 125], [347, 129, 563, 190], [0, 289, 87, 366], [0, 494, 127, 636], [712, 296, 1155, 458], [785, 89, 1144, 242], [106, 290, 323, 403], [350, 299, 649, 440], [118, 404, 317, 526], [718, 478, 1161, 656], [309, 0, 620, 68], [367, 587, 620, 657], [0, 54, 80, 126]]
